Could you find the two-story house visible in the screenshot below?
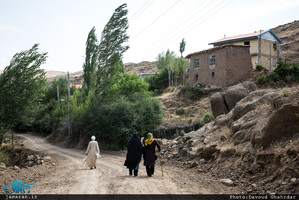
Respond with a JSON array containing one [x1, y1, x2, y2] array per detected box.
[[209, 30, 283, 70]]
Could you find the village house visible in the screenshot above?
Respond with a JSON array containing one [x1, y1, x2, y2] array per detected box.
[[185, 45, 252, 87], [209, 30, 283, 70]]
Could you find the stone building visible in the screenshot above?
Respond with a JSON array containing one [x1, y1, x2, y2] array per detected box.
[[209, 30, 283, 70], [185, 45, 252, 87]]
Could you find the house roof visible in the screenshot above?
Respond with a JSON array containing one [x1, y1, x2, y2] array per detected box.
[[208, 29, 282, 45], [185, 44, 249, 59]]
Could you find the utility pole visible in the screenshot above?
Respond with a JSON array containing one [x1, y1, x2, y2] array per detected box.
[[258, 30, 262, 65], [57, 85, 60, 104], [67, 72, 71, 136], [269, 41, 272, 71]]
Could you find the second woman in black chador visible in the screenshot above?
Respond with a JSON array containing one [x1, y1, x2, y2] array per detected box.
[[124, 132, 143, 176]]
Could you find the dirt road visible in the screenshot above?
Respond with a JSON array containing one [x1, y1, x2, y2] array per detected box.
[[14, 134, 241, 194]]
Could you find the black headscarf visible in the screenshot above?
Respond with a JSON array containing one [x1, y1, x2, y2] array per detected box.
[[124, 132, 143, 169]]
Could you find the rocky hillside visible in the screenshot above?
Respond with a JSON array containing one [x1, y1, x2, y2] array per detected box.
[[124, 61, 158, 74], [41, 61, 157, 84], [273, 20, 299, 64], [161, 82, 299, 194]]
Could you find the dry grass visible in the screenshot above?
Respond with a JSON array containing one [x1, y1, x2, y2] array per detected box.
[[158, 88, 212, 127]]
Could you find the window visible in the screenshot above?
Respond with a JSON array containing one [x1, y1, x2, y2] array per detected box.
[[212, 72, 215, 77], [244, 41, 250, 46], [209, 55, 215, 66], [273, 43, 277, 51], [194, 59, 199, 68], [195, 75, 198, 82]]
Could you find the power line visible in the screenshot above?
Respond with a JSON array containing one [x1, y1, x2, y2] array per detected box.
[[135, 0, 215, 55], [129, 0, 155, 25], [140, 0, 234, 60], [130, 0, 181, 42], [152, 0, 206, 34], [129, 0, 150, 21]]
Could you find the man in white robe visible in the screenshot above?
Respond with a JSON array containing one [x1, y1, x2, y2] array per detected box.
[[85, 135, 100, 169]]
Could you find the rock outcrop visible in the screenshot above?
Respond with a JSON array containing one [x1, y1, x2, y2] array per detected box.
[[210, 92, 228, 118], [210, 82, 257, 119], [162, 85, 299, 194], [254, 102, 299, 148]]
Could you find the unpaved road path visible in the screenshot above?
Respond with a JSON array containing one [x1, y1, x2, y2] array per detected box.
[[16, 134, 241, 194]]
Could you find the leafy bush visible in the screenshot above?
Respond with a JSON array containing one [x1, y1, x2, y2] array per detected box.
[[108, 73, 152, 99], [133, 96, 164, 134], [290, 63, 299, 81], [86, 97, 135, 149], [274, 61, 299, 81], [179, 130, 185, 136], [255, 65, 265, 72], [274, 61, 290, 80], [256, 75, 270, 85], [181, 85, 205, 100], [31, 99, 68, 134], [144, 68, 168, 93], [73, 94, 163, 149], [255, 61, 299, 85], [201, 113, 214, 124], [268, 71, 279, 82]]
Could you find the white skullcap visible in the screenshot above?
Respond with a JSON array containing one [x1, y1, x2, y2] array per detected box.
[[91, 136, 96, 140]]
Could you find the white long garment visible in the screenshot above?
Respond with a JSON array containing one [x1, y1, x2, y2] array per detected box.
[[85, 141, 100, 167]]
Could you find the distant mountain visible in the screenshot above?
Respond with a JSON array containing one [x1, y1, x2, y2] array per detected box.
[[45, 70, 83, 84], [272, 20, 299, 64], [124, 61, 158, 74]]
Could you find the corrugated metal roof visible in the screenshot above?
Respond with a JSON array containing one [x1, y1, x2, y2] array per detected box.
[[208, 29, 282, 45], [185, 44, 249, 59]]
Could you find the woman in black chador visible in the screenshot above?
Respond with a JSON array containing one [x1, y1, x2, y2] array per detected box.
[[124, 132, 143, 176]]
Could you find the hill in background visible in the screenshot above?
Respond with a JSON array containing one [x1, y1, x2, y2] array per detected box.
[[272, 20, 299, 64]]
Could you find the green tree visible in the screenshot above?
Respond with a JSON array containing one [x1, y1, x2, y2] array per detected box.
[[107, 73, 151, 99], [144, 68, 168, 92], [179, 38, 186, 57], [97, 3, 129, 93], [179, 38, 187, 85], [0, 44, 47, 144], [156, 49, 176, 87], [43, 77, 71, 104], [83, 26, 98, 93]]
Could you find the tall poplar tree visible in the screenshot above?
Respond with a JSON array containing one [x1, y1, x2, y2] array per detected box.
[[179, 38, 187, 85], [83, 26, 98, 93], [0, 44, 47, 145], [179, 38, 186, 57], [97, 3, 129, 92]]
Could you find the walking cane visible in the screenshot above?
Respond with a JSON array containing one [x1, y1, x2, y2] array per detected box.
[[159, 151, 164, 176]]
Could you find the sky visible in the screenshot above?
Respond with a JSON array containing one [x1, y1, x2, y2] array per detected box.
[[1, 0, 299, 72]]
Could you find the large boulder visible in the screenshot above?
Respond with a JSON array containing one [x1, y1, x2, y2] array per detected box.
[[253, 103, 299, 148], [210, 92, 228, 118], [215, 89, 277, 127], [224, 84, 248, 111]]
